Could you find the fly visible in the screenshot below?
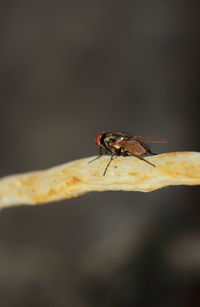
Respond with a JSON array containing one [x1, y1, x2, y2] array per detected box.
[[89, 131, 168, 176]]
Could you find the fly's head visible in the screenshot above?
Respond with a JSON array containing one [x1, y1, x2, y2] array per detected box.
[[95, 132, 108, 149], [95, 132, 115, 152], [95, 132, 129, 155]]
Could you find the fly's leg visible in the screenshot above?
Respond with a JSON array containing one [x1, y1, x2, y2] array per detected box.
[[88, 147, 103, 163], [148, 150, 157, 155], [103, 153, 114, 176], [113, 156, 119, 160], [133, 155, 156, 167]]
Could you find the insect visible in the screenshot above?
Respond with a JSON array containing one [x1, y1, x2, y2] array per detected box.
[[89, 131, 168, 176]]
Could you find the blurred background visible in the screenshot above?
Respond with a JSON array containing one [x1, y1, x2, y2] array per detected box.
[[0, 1, 200, 306]]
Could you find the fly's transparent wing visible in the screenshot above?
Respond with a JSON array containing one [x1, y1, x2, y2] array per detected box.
[[132, 136, 168, 143]]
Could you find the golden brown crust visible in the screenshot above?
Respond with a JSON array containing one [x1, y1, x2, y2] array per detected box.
[[0, 151, 199, 208]]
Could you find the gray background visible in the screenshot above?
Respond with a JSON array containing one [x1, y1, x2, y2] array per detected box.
[[0, 1, 199, 306]]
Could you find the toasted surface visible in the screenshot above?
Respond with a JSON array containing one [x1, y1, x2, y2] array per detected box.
[[0, 152, 199, 208]]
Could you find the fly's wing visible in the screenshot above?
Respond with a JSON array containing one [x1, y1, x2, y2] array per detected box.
[[115, 139, 147, 155], [132, 136, 168, 143]]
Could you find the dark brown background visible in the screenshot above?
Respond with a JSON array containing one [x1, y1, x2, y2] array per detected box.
[[0, 1, 199, 306]]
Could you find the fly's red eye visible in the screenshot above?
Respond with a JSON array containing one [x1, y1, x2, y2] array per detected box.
[[95, 132, 103, 146]]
